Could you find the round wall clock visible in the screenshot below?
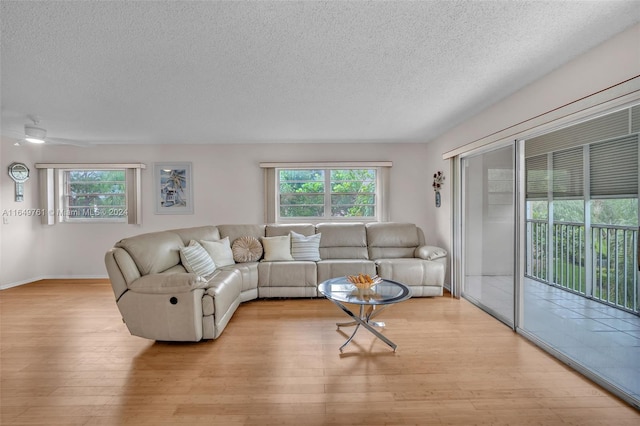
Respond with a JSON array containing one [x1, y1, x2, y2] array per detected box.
[[9, 162, 29, 182], [8, 162, 30, 202]]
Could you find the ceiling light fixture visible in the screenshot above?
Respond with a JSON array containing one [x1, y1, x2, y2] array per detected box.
[[25, 124, 46, 143]]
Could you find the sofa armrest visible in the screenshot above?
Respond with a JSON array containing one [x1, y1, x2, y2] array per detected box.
[[128, 272, 209, 294], [414, 245, 447, 261]]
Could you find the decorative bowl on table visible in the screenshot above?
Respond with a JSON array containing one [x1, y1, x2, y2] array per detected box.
[[346, 274, 382, 290]]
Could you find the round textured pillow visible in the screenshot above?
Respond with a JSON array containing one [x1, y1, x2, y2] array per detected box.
[[231, 236, 263, 263]]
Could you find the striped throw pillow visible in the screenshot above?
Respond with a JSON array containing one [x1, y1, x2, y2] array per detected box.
[[180, 240, 216, 277], [290, 231, 321, 261]]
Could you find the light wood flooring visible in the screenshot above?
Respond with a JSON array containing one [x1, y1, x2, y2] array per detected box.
[[1, 279, 639, 425]]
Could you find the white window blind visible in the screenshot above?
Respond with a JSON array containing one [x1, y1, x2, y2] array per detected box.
[[525, 154, 549, 199], [525, 103, 640, 201], [525, 108, 630, 158], [552, 147, 583, 198], [590, 135, 639, 197], [631, 105, 640, 134]]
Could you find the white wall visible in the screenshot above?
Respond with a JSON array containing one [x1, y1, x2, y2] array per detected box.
[[1, 143, 42, 286], [0, 141, 434, 287], [421, 23, 640, 271], [2, 23, 638, 288]]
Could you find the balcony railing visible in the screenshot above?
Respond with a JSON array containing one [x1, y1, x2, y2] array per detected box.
[[526, 220, 639, 314]]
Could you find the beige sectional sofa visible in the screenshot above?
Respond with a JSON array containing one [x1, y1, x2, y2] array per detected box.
[[104, 222, 447, 342]]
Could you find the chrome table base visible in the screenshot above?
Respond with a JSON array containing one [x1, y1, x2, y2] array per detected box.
[[330, 301, 397, 352]]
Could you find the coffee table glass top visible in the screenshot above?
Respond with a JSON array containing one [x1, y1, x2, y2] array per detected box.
[[318, 276, 411, 305]]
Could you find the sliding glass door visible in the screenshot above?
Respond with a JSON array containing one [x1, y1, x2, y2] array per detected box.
[[451, 101, 639, 407], [461, 144, 516, 327], [520, 104, 640, 407]]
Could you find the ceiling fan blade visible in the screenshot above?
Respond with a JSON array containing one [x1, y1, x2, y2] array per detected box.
[[45, 137, 93, 147]]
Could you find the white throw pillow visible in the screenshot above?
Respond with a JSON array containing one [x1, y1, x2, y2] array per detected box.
[[260, 235, 294, 261], [290, 231, 321, 261], [179, 240, 216, 277], [200, 237, 235, 267]]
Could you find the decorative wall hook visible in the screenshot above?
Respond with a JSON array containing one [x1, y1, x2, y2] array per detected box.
[[432, 171, 444, 207]]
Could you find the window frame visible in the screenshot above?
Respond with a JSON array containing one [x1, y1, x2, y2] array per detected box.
[[34, 163, 145, 225], [261, 161, 391, 224], [60, 168, 128, 223]]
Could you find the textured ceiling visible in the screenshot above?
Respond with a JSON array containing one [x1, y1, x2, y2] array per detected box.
[[1, 1, 639, 146]]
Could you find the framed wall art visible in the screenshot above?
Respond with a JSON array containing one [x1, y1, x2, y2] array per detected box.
[[154, 162, 193, 214]]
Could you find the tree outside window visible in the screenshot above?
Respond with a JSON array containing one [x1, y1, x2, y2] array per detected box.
[[278, 168, 377, 220]]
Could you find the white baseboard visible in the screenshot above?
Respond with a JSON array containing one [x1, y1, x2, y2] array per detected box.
[[0, 275, 109, 290]]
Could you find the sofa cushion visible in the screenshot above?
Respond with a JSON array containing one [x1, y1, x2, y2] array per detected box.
[[217, 224, 266, 245], [375, 258, 445, 287], [316, 259, 376, 284], [316, 222, 368, 259], [258, 261, 317, 288], [290, 231, 321, 261], [116, 231, 184, 275], [261, 235, 295, 261], [180, 241, 216, 277], [219, 262, 259, 293], [265, 223, 315, 237], [204, 269, 243, 333], [200, 237, 235, 267], [170, 226, 221, 245], [366, 222, 420, 259], [231, 236, 263, 263]]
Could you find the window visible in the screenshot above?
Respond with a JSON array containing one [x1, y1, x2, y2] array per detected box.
[[590, 198, 638, 226], [62, 169, 127, 222], [553, 199, 584, 223], [261, 162, 391, 223], [526, 200, 548, 220], [35, 163, 145, 224], [278, 168, 376, 219]]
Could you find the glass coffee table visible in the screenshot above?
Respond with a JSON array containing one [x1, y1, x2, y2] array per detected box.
[[318, 277, 411, 352]]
